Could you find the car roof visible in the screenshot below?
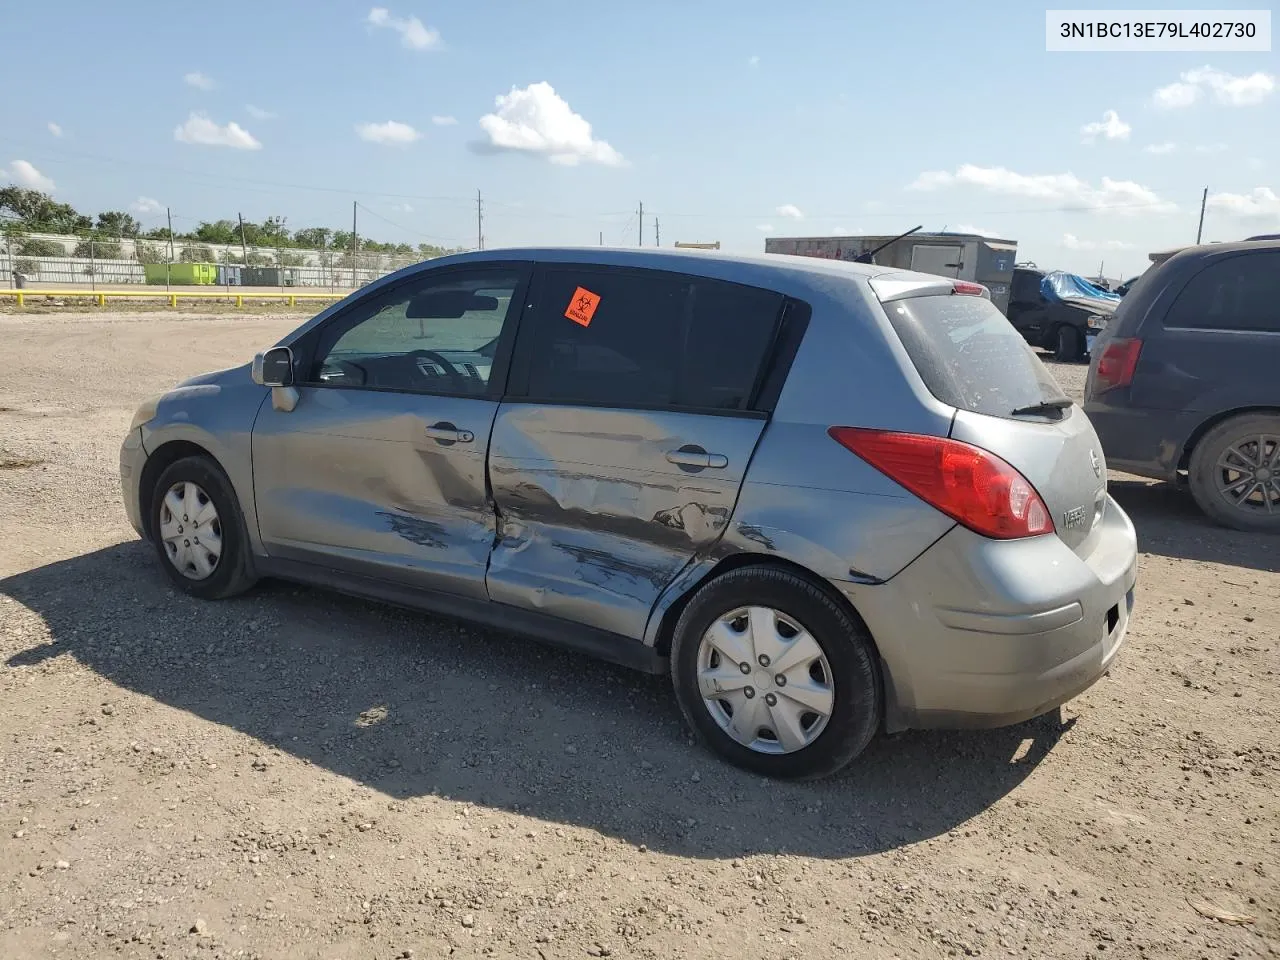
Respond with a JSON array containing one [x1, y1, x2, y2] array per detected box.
[[1163, 238, 1280, 268]]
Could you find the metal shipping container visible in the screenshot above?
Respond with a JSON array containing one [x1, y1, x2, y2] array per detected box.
[[765, 232, 1018, 315]]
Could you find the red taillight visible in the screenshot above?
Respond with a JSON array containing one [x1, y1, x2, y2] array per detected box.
[[952, 281, 987, 296], [1094, 337, 1143, 392], [828, 427, 1054, 540]]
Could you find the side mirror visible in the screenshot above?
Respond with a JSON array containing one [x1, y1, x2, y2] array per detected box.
[[252, 346, 295, 387]]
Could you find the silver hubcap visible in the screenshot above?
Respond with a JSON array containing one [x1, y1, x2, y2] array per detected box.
[[158, 481, 222, 580], [696, 606, 834, 755], [1216, 434, 1280, 515]]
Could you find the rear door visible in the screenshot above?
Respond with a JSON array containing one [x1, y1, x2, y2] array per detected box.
[[879, 290, 1108, 553], [1131, 250, 1280, 413], [252, 263, 530, 599], [486, 264, 786, 640]]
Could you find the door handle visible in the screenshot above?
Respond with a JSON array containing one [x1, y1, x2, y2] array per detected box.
[[665, 448, 728, 469], [425, 421, 474, 444]]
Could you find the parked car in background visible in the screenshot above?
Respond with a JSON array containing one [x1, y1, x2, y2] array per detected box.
[[121, 248, 1137, 779], [1085, 239, 1280, 532], [1114, 275, 1143, 297], [1008, 265, 1116, 362]]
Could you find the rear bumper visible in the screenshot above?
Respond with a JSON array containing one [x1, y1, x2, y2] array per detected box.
[[1083, 402, 1192, 481], [119, 428, 147, 538], [838, 495, 1138, 732]]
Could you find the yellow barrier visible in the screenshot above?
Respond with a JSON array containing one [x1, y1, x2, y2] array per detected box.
[[0, 289, 348, 309]]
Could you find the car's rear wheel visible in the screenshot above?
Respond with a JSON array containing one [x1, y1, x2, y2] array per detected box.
[[1188, 414, 1280, 533], [150, 456, 258, 598], [1053, 324, 1082, 362], [669, 565, 881, 779]]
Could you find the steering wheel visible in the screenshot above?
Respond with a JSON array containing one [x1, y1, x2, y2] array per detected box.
[[407, 349, 463, 381]]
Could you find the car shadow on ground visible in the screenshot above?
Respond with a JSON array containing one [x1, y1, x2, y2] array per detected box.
[[3, 541, 1071, 861], [1109, 478, 1280, 573]]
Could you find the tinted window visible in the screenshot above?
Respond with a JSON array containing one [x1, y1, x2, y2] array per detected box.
[[1164, 253, 1280, 332], [1011, 270, 1043, 303], [523, 267, 783, 411], [883, 294, 1069, 419], [308, 269, 522, 395]]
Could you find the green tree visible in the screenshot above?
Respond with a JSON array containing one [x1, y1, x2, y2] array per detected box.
[[17, 237, 64, 257], [74, 239, 123, 259], [180, 244, 216, 263], [292, 226, 332, 249], [135, 243, 171, 264], [278, 250, 305, 266], [0, 188, 91, 233], [94, 211, 141, 238], [192, 220, 239, 245], [142, 227, 173, 240]]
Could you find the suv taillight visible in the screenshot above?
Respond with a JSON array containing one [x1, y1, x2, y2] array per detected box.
[[1094, 337, 1143, 393], [829, 427, 1054, 540]]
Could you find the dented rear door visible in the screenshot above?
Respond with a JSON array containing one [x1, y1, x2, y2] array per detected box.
[[485, 264, 782, 640]]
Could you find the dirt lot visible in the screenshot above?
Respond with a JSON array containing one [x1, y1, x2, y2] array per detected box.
[[1, 311, 1277, 960]]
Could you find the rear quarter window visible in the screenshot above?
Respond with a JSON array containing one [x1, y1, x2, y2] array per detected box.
[[1163, 251, 1280, 333], [882, 294, 1069, 419]]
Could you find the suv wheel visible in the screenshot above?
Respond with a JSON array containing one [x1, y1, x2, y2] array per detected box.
[[1188, 414, 1280, 533], [1052, 324, 1082, 362], [669, 566, 881, 779], [150, 456, 258, 598]]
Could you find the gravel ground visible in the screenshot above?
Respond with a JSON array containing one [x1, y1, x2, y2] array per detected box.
[[1, 311, 1277, 960]]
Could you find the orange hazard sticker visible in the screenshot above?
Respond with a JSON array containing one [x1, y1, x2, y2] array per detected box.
[[564, 286, 601, 327]]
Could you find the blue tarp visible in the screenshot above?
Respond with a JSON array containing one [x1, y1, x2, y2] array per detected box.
[[1041, 270, 1122, 306]]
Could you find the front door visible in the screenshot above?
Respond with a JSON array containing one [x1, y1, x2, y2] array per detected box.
[[251, 263, 530, 599], [486, 264, 787, 640]]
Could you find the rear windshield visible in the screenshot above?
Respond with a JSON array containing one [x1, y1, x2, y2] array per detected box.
[[881, 293, 1069, 419]]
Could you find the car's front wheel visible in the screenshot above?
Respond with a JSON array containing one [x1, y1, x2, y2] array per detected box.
[[1188, 414, 1280, 533], [669, 565, 881, 779], [1053, 324, 1082, 362], [149, 455, 258, 598]]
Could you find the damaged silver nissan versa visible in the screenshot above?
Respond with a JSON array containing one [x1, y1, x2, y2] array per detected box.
[[120, 247, 1138, 779]]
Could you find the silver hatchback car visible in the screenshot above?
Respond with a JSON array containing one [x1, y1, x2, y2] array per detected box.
[[120, 248, 1138, 779]]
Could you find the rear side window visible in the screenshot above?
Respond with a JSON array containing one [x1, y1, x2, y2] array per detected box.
[[519, 267, 784, 411], [882, 294, 1068, 419], [1164, 252, 1280, 332]]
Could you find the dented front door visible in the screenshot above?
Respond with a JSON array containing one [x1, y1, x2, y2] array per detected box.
[[485, 404, 766, 639]]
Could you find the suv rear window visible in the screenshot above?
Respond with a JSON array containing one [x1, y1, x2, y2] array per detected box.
[[882, 293, 1069, 419]]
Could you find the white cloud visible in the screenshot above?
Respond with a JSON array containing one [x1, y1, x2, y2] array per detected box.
[[355, 120, 422, 145], [478, 82, 623, 167], [1144, 142, 1177, 155], [394, 203, 414, 213], [776, 203, 804, 219], [953, 224, 1002, 238], [1154, 66, 1276, 108], [832, 225, 852, 233], [1195, 143, 1229, 154], [367, 7, 440, 50], [1207, 187, 1280, 220], [907, 164, 1177, 215], [1062, 234, 1135, 251], [132, 196, 164, 215], [245, 105, 277, 121], [174, 112, 262, 150], [756, 224, 774, 232], [431, 115, 458, 126], [184, 71, 215, 91], [47, 122, 63, 138], [2, 160, 55, 191], [748, 55, 760, 67], [1080, 109, 1130, 143]]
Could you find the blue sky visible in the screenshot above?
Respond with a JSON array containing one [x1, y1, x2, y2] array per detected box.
[[1, 0, 1276, 278]]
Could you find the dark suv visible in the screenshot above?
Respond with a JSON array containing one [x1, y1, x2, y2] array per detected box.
[[1008, 266, 1113, 362], [1084, 240, 1280, 532]]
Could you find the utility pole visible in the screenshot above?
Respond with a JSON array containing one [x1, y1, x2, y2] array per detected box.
[[655, 218, 660, 248], [599, 231, 603, 246], [166, 206, 174, 292], [1196, 186, 1208, 244], [351, 201, 358, 288], [638, 202, 643, 247], [237, 213, 249, 265], [476, 190, 484, 250]]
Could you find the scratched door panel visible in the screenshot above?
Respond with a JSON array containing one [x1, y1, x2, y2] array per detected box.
[[486, 403, 766, 639], [252, 387, 498, 599]]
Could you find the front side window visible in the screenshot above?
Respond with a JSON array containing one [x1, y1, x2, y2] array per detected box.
[[308, 269, 523, 395], [520, 267, 784, 411], [1164, 253, 1280, 333]]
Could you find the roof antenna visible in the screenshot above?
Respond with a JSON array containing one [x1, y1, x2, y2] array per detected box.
[[853, 225, 924, 264]]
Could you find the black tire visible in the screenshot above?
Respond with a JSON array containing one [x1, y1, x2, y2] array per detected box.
[[669, 565, 882, 780], [149, 455, 258, 599], [1188, 413, 1280, 533], [1052, 324, 1082, 362]]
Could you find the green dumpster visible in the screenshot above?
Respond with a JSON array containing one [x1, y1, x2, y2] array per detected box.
[[143, 263, 217, 285]]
